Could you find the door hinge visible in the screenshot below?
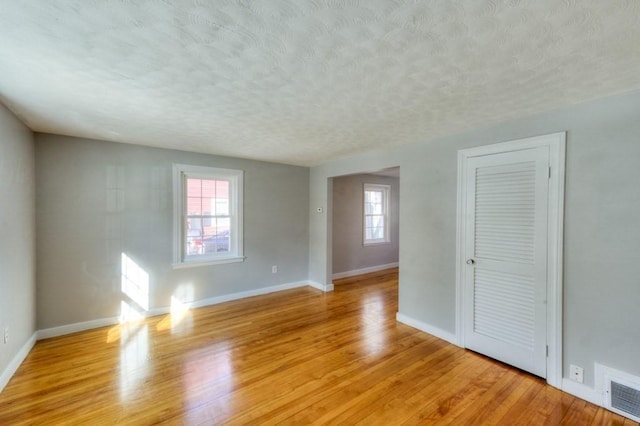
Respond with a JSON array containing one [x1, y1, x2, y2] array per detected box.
[[546, 345, 549, 357], [548, 167, 551, 179]]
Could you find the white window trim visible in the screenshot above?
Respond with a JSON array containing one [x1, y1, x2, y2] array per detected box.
[[363, 183, 391, 246], [172, 164, 244, 268]]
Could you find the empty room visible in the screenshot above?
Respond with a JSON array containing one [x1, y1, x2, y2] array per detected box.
[[1, 1, 639, 424]]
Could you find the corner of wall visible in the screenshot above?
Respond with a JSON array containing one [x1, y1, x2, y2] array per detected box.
[[396, 312, 458, 346], [0, 102, 37, 394], [0, 333, 37, 393]]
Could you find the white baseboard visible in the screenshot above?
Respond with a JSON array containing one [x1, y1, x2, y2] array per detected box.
[[37, 316, 121, 340], [562, 378, 602, 406], [396, 312, 458, 345], [332, 262, 399, 280], [308, 281, 334, 292], [37, 280, 318, 340], [190, 280, 311, 309], [396, 313, 607, 410], [0, 293, 617, 419], [0, 333, 37, 393], [2, 280, 316, 393]]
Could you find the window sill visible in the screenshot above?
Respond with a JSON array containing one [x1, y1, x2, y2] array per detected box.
[[363, 241, 391, 247], [172, 256, 246, 269]]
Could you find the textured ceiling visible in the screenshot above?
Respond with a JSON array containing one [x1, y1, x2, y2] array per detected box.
[[1, 1, 640, 166]]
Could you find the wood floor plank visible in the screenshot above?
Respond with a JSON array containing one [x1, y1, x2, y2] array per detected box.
[[224, 335, 443, 424], [0, 268, 635, 425], [512, 382, 575, 425]]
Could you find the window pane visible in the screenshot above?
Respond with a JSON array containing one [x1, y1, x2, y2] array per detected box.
[[363, 185, 389, 244], [216, 217, 231, 233], [364, 201, 374, 214], [202, 197, 214, 214], [186, 237, 203, 255], [365, 228, 372, 240], [187, 176, 230, 246], [202, 218, 215, 237], [203, 233, 228, 254], [202, 217, 231, 254], [187, 217, 203, 236], [216, 180, 230, 215], [366, 190, 381, 203], [365, 190, 383, 214], [365, 214, 385, 241], [187, 178, 202, 197], [201, 179, 216, 198], [215, 199, 229, 216], [176, 166, 243, 264], [365, 190, 378, 203], [187, 197, 203, 215], [188, 178, 229, 216], [366, 215, 383, 228], [216, 180, 229, 197], [372, 225, 383, 239]]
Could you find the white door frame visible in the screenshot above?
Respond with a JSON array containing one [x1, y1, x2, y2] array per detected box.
[[455, 132, 566, 388]]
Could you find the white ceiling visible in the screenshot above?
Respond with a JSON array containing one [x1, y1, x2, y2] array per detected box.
[[1, 1, 640, 167]]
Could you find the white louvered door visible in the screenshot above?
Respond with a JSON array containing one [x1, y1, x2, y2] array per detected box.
[[463, 146, 549, 377]]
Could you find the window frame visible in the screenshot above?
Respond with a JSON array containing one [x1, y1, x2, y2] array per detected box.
[[363, 183, 391, 246], [172, 164, 244, 268]]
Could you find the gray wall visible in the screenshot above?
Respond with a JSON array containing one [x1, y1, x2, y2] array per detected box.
[[35, 134, 309, 330], [309, 89, 640, 388], [332, 173, 399, 275], [0, 104, 36, 383]]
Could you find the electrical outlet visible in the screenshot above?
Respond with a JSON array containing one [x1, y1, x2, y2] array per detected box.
[[570, 364, 584, 383], [3, 326, 8, 344], [272, 265, 278, 274]]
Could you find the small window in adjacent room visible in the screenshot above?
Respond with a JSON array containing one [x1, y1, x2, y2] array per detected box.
[[363, 183, 390, 245], [173, 164, 244, 267]]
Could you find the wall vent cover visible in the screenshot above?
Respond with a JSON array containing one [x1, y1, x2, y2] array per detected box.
[[609, 380, 640, 421], [597, 363, 640, 423]]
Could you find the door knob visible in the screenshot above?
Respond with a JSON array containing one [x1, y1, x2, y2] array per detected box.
[[466, 259, 475, 265]]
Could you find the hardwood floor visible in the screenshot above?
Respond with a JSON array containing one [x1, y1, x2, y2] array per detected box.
[[0, 268, 635, 425]]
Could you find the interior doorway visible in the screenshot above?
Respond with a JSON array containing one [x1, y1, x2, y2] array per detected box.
[[330, 167, 400, 282]]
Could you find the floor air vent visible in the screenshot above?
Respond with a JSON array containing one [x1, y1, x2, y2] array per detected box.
[[597, 363, 640, 422]]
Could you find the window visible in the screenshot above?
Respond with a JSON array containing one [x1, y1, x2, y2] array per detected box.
[[363, 183, 390, 245], [173, 164, 243, 267]]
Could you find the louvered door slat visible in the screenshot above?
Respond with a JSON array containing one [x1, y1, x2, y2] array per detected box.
[[474, 161, 536, 264], [474, 268, 535, 351]]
